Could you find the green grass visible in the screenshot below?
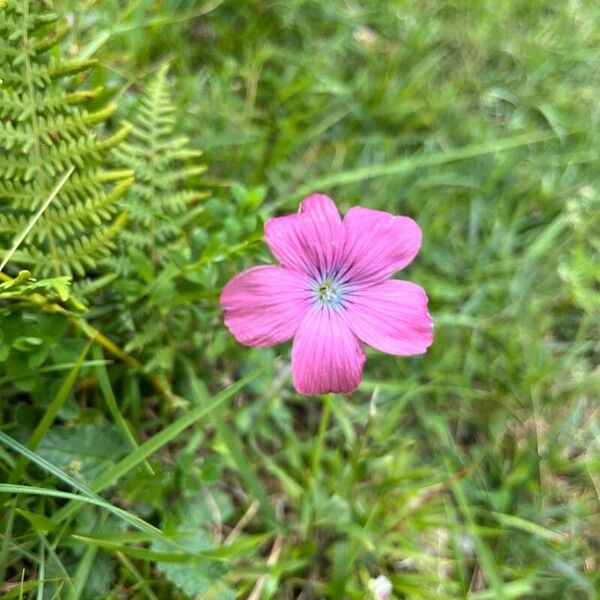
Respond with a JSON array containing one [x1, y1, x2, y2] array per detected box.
[[1, 0, 599, 598]]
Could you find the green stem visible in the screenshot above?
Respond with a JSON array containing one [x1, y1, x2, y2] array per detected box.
[[311, 393, 333, 481]]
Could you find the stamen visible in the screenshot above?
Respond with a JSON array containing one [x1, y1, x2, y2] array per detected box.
[[312, 273, 347, 310]]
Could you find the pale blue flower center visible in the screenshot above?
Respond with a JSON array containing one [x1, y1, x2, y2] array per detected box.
[[312, 274, 347, 309]]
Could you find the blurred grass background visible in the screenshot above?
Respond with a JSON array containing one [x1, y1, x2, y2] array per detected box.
[[1, 0, 599, 598]]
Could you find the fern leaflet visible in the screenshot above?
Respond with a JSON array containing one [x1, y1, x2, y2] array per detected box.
[[0, 0, 132, 277]]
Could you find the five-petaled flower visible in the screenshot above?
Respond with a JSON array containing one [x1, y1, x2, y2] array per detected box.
[[220, 194, 433, 395]]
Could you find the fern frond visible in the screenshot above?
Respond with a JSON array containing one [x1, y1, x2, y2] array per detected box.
[[0, 87, 105, 121], [12, 212, 128, 277], [0, 269, 70, 303], [0, 104, 118, 152], [109, 64, 205, 275], [99, 64, 207, 378], [0, 0, 131, 277]]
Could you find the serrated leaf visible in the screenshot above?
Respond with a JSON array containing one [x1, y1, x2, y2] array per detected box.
[[33, 421, 129, 482], [153, 531, 235, 600]]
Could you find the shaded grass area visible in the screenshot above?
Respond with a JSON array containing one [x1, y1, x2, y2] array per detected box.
[[1, 0, 599, 598]]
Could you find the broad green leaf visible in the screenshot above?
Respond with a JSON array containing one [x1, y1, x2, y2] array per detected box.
[[153, 532, 234, 600], [15, 509, 57, 533], [31, 421, 129, 482], [52, 368, 264, 525], [11, 341, 92, 483]]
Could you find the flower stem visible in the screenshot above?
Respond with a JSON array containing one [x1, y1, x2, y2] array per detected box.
[[311, 393, 333, 480]]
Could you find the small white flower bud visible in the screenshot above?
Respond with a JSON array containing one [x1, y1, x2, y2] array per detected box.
[[459, 532, 475, 555], [368, 575, 393, 600]]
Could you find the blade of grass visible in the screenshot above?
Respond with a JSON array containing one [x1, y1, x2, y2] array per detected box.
[[69, 533, 270, 563], [0, 166, 74, 274], [468, 580, 534, 599], [280, 130, 558, 208], [10, 340, 93, 483], [185, 364, 276, 523], [0, 432, 100, 499], [115, 551, 159, 600], [92, 343, 154, 475], [0, 498, 17, 583], [36, 539, 45, 600], [39, 535, 73, 597], [0, 483, 160, 537], [68, 514, 107, 600], [444, 498, 470, 595], [446, 458, 506, 600], [488, 510, 565, 543], [52, 367, 264, 524], [0, 432, 161, 538], [18, 568, 25, 600]]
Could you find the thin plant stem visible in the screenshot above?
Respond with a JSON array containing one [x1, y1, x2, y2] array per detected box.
[[311, 393, 333, 481]]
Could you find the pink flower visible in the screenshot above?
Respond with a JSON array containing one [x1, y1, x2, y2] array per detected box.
[[220, 194, 433, 395]]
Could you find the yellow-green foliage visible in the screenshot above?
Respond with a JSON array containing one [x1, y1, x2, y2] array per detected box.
[[0, 0, 132, 277], [0, 269, 70, 304]]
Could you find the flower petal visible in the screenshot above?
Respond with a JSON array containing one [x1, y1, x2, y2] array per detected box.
[[220, 265, 310, 348], [339, 207, 421, 284], [299, 193, 341, 221], [342, 279, 433, 355], [291, 307, 366, 395], [264, 194, 344, 278]]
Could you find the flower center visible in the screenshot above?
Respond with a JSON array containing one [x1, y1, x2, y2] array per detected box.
[[312, 274, 346, 309]]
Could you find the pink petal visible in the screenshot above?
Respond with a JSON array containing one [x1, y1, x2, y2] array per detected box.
[[299, 193, 340, 220], [342, 279, 433, 355], [264, 194, 344, 278], [339, 207, 422, 285], [220, 266, 310, 348], [292, 307, 366, 395]]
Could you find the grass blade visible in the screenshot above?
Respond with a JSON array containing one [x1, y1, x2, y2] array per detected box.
[[447, 459, 506, 600], [67, 514, 107, 600], [92, 344, 154, 475], [52, 367, 264, 524], [0, 167, 74, 274], [36, 540, 45, 600], [70, 532, 270, 562], [10, 340, 93, 483], [185, 364, 276, 522], [0, 483, 160, 537], [281, 130, 558, 207], [0, 498, 17, 583]]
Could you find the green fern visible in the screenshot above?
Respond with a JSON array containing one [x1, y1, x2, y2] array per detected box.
[[0, 269, 70, 304], [0, 0, 133, 277], [104, 65, 207, 375], [111, 64, 206, 276]]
